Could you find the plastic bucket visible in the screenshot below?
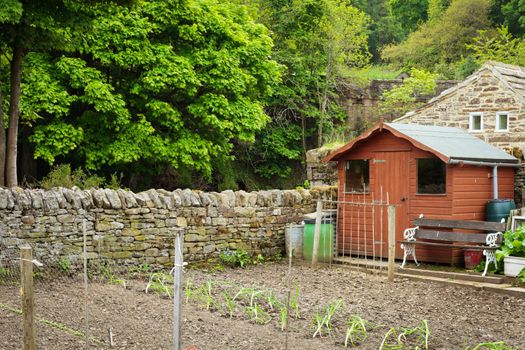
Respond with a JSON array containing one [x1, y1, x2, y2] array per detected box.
[[285, 224, 304, 258], [303, 221, 334, 262], [486, 199, 516, 222], [464, 249, 483, 269]]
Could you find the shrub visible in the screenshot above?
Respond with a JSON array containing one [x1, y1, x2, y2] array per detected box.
[[219, 250, 251, 268], [40, 164, 104, 189]]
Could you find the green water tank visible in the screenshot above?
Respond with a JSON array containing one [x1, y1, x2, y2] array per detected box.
[[303, 219, 334, 262], [486, 199, 516, 222]]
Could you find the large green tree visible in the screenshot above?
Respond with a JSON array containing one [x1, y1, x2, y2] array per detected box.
[[238, 0, 370, 181], [17, 0, 281, 188]]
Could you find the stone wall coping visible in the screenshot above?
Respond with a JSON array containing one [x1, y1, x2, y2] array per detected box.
[[0, 187, 335, 212]]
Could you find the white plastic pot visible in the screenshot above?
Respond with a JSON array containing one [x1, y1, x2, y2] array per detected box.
[[503, 256, 525, 277]]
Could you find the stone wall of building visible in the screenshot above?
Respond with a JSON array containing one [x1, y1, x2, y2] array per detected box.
[[0, 187, 332, 266], [397, 70, 525, 155]]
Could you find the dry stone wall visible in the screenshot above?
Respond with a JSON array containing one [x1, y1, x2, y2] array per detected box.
[[0, 187, 330, 266]]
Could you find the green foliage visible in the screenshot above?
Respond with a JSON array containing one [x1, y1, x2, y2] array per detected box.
[[58, 258, 71, 272], [345, 315, 369, 347], [518, 268, 525, 283], [465, 341, 516, 350], [455, 56, 481, 79], [383, 0, 493, 73], [219, 249, 252, 268], [379, 68, 437, 116], [390, 0, 429, 36], [379, 320, 430, 350], [39, 164, 105, 189], [490, 0, 525, 37], [468, 26, 525, 66], [345, 65, 404, 88], [311, 299, 343, 338], [496, 226, 525, 264], [146, 272, 173, 297]]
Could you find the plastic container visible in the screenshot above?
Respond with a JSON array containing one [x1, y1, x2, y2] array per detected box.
[[504, 256, 525, 277], [303, 218, 334, 262], [485, 199, 515, 222], [464, 249, 483, 269], [285, 224, 304, 258]]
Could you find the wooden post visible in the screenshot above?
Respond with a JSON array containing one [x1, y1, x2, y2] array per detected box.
[[173, 231, 184, 350], [83, 221, 89, 349], [387, 205, 396, 281], [311, 199, 323, 267], [20, 246, 36, 350]]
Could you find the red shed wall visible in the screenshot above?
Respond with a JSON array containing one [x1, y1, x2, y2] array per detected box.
[[335, 129, 515, 264]]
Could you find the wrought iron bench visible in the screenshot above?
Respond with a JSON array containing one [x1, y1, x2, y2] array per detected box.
[[399, 215, 506, 276]]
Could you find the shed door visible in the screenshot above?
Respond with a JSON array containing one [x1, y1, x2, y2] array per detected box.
[[374, 151, 410, 258]]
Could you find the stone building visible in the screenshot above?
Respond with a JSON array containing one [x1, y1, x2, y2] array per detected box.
[[393, 61, 525, 205], [394, 61, 525, 156]]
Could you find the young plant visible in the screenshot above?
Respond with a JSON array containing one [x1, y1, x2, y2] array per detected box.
[[100, 265, 126, 288], [465, 342, 516, 350], [290, 285, 301, 319], [197, 280, 218, 310], [266, 291, 278, 311], [58, 257, 71, 273], [379, 327, 403, 350], [146, 272, 173, 297], [222, 291, 236, 318], [311, 299, 343, 338], [219, 249, 251, 268], [246, 303, 271, 325], [185, 280, 194, 303], [278, 302, 288, 331], [344, 315, 368, 347]]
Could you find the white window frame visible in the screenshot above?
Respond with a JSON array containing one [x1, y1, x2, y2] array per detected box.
[[469, 112, 484, 132], [496, 112, 509, 132]]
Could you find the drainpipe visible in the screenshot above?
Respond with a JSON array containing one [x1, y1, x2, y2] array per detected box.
[[493, 166, 498, 200], [449, 159, 521, 200]]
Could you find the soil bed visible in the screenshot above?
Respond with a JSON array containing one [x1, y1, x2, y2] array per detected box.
[[1, 262, 524, 349]]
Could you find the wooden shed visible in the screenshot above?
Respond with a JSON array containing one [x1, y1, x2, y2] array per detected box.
[[325, 122, 519, 264]]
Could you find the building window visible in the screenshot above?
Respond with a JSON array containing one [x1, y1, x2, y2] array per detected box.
[[469, 112, 483, 132], [345, 160, 369, 193], [417, 158, 446, 194], [496, 112, 509, 131]]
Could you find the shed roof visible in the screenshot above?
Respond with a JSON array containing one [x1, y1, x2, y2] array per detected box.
[[325, 122, 518, 164], [394, 61, 525, 122]]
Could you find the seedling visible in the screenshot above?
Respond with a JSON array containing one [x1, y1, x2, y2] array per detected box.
[[344, 315, 368, 347], [197, 280, 218, 310], [146, 272, 173, 297], [311, 299, 343, 338], [185, 280, 194, 303], [290, 285, 301, 318], [278, 302, 287, 331], [246, 303, 271, 325], [100, 265, 126, 288], [466, 342, 516, 350], [379, 320, 430, 350], [222, 291, 236, 318]]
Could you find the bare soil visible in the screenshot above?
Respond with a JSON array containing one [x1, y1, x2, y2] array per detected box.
[[1, 262, 524, 350]]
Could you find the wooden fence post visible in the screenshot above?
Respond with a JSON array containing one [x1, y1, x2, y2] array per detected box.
[[387, 205, 396, 281], [20, 246, 36, 350], [311, 199, 323, 267], [173, 231, 184, 350]]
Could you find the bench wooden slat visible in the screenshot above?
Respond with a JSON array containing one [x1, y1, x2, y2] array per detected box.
[[399, 240, 496, 250], [415, 229, 498, 244], [413, 218, 505, 232]]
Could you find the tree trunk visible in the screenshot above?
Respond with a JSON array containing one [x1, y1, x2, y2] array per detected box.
[[0, 81, 6, 186], [6, 45, 23, 188]]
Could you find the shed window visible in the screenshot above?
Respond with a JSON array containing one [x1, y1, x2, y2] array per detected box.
[[417, 158, 446, 194], [496, 112, 509, 131], [345, 160, 369, 193], [469, 112, 483, 132]]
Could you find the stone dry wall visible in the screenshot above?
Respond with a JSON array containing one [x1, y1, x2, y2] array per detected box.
[[0, 187, 330, 266]]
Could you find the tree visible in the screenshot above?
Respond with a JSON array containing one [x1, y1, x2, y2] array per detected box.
[[22, 0, 281, 188], [390, 0, 429, 37], [490, 0, 525, 37], [0, 0, 132, 187], [382, 0, 493, 73], [378, 68, 438, 117], [468, 26, 525, 66]]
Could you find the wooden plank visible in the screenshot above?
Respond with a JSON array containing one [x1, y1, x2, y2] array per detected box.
[[388, 205, 395, 281], [398, 240, 498, 249], [415, 229, 499, 243], [413, 218, 505, 231]]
